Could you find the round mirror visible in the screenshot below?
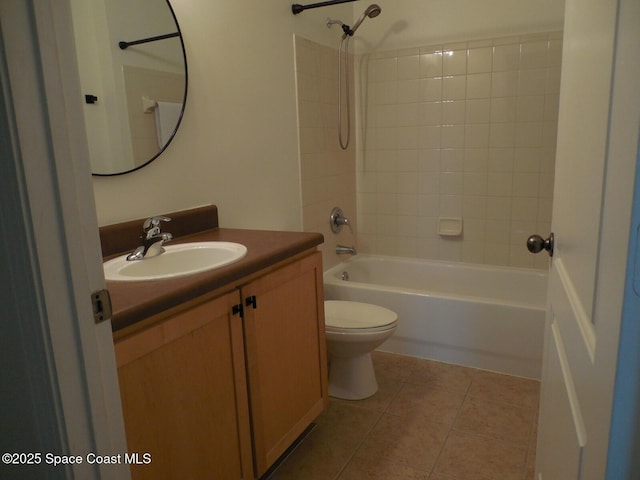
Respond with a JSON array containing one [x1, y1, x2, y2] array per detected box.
[[71, 0, 188, 176]]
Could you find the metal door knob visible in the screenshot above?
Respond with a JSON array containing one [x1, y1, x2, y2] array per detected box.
[[527, 232, 554, 257]]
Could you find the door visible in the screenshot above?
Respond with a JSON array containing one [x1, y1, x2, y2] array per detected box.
[[242, 252, 328, 477], [1, 1, 129, 478], [533, 0, 640, 478], [115, 291, 253, 480]]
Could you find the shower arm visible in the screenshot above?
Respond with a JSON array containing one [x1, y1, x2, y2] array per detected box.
[[291, 0, 359, 15], [327, 19, 353, 35]]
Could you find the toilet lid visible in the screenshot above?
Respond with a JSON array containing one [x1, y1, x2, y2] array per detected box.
[[324, 300, 398, 330]]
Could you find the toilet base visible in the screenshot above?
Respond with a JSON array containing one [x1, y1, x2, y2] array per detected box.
[[328, 352, 378, 400]]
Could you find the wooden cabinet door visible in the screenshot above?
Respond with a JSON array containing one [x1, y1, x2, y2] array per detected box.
[[242, 252, 328, 476], [115, 291, 253, 480]]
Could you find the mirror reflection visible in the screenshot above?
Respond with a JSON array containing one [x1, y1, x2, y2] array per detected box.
[[71, 0, 187, 176]]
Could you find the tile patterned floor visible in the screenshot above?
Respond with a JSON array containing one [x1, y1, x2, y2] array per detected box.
[[268, 351, 540, 480]]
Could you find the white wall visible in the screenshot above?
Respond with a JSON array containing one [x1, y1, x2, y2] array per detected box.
[[92, 0, 352, 228], [92, 0, 563, 230]]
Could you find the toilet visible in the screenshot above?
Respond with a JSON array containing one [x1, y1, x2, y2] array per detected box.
[[324, 300, 398, 400]]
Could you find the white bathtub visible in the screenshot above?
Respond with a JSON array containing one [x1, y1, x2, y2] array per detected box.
[[323, 255, 548, 379]]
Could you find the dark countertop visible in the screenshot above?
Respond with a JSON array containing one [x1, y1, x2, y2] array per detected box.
[[107, 226, 323, 333]]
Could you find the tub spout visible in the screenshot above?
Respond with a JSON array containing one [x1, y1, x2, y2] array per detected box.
[[336, 244, 357, 255]]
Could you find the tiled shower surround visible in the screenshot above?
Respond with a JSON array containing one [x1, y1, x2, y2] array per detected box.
[[296, 32, 562, 269], [295, 36, 358, 270]]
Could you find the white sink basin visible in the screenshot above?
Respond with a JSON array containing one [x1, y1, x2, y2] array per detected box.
[[103, 241, 247, 281]]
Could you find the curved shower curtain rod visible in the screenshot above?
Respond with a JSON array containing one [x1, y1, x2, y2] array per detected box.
[[119, 32, 179, 50], [291, 0, 359, 15]]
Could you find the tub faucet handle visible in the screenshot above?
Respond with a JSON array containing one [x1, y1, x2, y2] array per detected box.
[[330, 207, 352, 233]]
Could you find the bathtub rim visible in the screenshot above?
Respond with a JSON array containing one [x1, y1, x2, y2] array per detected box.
[[325, 253, 549, 277], [324, 254, 548, 311]]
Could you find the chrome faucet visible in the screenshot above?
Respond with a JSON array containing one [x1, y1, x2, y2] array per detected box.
[[336, 244, 357, 256], [126, 216, 173, 261]]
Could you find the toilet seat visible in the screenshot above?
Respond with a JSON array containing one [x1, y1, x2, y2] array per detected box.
[[324, 300, 398, 333]]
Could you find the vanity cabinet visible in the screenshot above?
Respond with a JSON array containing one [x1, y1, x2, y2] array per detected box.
[[241, 251, 327, 477], [114, 290, 254, 480], [114, 250, 327, 480]]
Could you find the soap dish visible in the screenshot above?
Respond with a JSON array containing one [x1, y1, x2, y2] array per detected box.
[[437, 217, 463, 236]]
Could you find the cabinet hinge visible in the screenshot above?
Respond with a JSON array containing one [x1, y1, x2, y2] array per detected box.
[[92, 289, 112, 324], [245, 295, 257, 309], [232, 303, 244, 318]]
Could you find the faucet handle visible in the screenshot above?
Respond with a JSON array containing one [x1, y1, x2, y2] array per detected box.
[[330, 207, 352, 234], [143, 215, 171, 232], [142, 216, 171, 240]]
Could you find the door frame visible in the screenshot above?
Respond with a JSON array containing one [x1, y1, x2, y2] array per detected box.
[[607, 141, 640, 478], [606, 0, 640, 469], [592, 0, 640, 474], [0, 1, 128, 478]]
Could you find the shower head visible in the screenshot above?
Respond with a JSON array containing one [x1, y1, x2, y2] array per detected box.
[[348, 4, 382, 35], [365, 3, 382, 18]]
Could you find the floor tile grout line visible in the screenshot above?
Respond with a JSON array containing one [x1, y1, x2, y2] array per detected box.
[[374, 353, 476, 478], [452, 402, 536, 446], [462, 393, 541, 413], [333, 402, 387, 480], [290, 353, 542, 480], [336, 355, 447, 479], [333, 360, 416, 480], [447, 426, 534, 448], [427, 366, 479, 478], [455, 366, 537, 479], [380, 353, 541, 459]]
